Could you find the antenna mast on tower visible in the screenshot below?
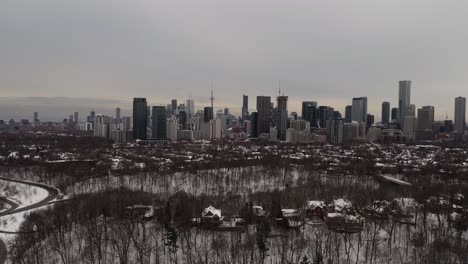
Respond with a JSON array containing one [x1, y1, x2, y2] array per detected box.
[[210, 81, 214, 110]]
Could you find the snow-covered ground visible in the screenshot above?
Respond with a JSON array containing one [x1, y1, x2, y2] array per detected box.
[[0, 181, 48, 210], [0, 179, 50, 244]]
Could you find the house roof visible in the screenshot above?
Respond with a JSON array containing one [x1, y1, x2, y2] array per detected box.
[[305, 201, 326, 209], [330, 198, 353, 212], [202, 205, 221, 218]]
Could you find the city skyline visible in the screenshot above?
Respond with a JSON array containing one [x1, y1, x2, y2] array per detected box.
[[0, 81, 465, 123]]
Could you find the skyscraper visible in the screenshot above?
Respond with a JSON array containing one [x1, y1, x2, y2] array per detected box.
[[403, 116, 418, 141], [34, 112, 39, 122], [74, 112, 79, 124], [94, 115, 112, 138], [381, 102, 390, 124], [242, 95, 249, 120], [171, 99, 178, 116], [351, 97, 367, 123], [152, 106, 167, 140], [276, 95, 288, 140], [133, 98, 148, 140], [454, 96, 466, 134], [344, 105, 352, 123], [398, 80, 411, 127], [366, 114, 375, 128], [328, 118, 344, 144], [186, 99, 195, 117], [318, 106, 333, 128], [179, 110, 188, 130], [417, 106, 434, 131], [204, 107, 213, 123], [391, 107, 398, 121], [301, 101, 317, 119], [302, 101, 317, 126], [115, 107, 121, 126], [250, 112, 258, 137], [90, 110, 96, 123], [256, 96, 271, 136]]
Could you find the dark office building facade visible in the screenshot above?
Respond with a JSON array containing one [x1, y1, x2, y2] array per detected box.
[[151, 106, 167, 139], [391, 107, 398, 121], [204, 107, 213, 123], [242, 95, 249, 120], [133, 98, 148, 140], [250, 112, 258, 138], [179, 110, 188, 130], [256, 96, 271, 136], [382, 102, 390, 124], [303, 102, 318, 127], [345, 105, 352, 123], [319, 106, 333, 128]]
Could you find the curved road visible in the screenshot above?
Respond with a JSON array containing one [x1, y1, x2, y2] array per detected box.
[[0, 197, 19, 216], [0, 176, 60, 264], [0, 176, 60, 218]]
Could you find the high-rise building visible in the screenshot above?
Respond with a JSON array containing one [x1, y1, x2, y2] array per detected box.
[[74, 112, 79, 124], [318, 106, 333, 128], [250, 112, 258, 137], [122, 116, 132, 131], [152, 106, 167, 140], [186, 99, 195, 117], [328, 119, 344, 144], [179, 110, 188, 130], [171, 99, 178, 116], [391, 107, 398, 121], [345, 105, 352, 123], [94, 115, 112, 138], [367, 114, 375, 128], [351, 97, 367, 123], [242, 95, 249, 120], [302, 102, 317, 127], [115, 107, 121, 126], [417, 106, 435, 131], [381, 102, 390, 124], [301, 101, 317, 119], [276, 95, 288, 140], [398, 80, 411, 126], [403, 116, 418, 141], [256, 96, 271, 136], [133, 98, 148, 140], [89, 110, 96, 124], [203, 107, 213, 123], [224, 108, 229, 115], [408, 104, 416, 117], [167, 116, 178, 141], [33, 112, 39, 122], [454, 97, 466, 134]]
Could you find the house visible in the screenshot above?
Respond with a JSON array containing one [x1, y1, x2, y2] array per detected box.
[[391, 198, 420, 224], [201, 205, 222, 224], [328, 198, 355, 215], [362, 200, 390, 220], [252, 205, 267, 217], [281, 209, 303, 228], [326, 199, 364, 233], [304, 200, 326, 220]]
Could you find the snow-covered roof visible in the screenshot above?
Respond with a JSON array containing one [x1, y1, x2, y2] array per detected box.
[[330, 198, 353, 212], [281, 209, 298, 217], [305, 201, 326, 209], [202, 205, 221, 218], [392, 198, 419, 211]]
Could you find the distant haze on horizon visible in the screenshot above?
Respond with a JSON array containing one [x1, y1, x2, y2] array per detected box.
[[2, 1, 468, 121]]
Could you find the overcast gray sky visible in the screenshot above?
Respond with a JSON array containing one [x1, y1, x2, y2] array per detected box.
[[1, 0, 468, 121]]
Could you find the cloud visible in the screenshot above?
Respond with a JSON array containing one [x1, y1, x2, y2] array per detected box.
[[1, 0, 468, 120]]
